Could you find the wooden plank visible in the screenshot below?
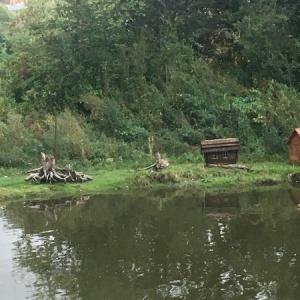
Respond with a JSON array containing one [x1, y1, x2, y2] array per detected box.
[[201, 138, 239, 145]]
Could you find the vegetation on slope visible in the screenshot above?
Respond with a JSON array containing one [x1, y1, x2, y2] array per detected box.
[[0, 1, 299, 168]]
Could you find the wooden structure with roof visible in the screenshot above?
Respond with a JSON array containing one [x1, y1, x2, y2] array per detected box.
[[200, 138, 240, 165], [287, 128, 300, 163]]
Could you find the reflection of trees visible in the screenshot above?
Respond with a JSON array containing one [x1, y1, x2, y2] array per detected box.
[[3, 188, 300, 299], [5, 199, 84, 299]]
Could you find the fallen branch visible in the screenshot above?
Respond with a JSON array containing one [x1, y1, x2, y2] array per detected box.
[[143, 163, 157, 170]]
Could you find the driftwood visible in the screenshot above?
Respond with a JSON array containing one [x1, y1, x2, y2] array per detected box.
[[206, 164, 250, 171], [25, 152, 92, 183], [143, 152, 169, 172]]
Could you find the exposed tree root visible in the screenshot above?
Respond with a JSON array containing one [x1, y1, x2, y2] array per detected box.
[[25, 152, 92, 183]]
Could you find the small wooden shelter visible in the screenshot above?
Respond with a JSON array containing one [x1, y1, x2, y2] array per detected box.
[[200, 138, 240, 165], [287, 128, 300, 163]]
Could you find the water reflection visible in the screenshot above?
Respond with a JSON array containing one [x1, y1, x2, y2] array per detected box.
[[1, 188, 300, 299], [203, 193, 240, 218]]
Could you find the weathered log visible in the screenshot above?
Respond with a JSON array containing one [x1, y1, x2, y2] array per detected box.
[[143, 152, 169, 172], [25, 152, 92, 183], [206, 164, 250, 171]]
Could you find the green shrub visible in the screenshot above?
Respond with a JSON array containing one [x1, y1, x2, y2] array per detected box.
[[0, 110, 42, 167], [42, 110, 91, 160]]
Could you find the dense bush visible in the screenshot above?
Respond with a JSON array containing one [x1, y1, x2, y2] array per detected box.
[[0, 110, 42, 167]]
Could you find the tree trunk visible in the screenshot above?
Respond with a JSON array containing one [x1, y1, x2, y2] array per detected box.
[[54, 114, 58, 159]]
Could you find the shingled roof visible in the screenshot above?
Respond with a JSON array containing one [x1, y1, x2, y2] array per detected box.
[[200, 138, 240, 153]]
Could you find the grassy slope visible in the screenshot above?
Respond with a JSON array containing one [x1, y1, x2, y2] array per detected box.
[[0, 161, 298, 202]]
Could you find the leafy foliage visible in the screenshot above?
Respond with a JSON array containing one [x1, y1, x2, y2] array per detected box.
[[0, 0, 299, 166]]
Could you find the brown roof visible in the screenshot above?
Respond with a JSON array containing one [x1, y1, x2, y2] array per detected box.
[[200, 138, 240, 153], [287, 128, 300, 144]]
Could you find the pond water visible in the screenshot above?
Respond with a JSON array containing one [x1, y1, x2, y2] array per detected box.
[[1, 187, 300, 300]]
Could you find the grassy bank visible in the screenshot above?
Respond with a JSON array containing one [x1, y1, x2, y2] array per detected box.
[[0, 161, 299, 202]]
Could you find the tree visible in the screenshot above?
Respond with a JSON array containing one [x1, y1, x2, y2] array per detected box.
[[230, 0, 300, 88]]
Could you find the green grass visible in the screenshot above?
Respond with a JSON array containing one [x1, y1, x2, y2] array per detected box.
[[0, 161, 298, 202]]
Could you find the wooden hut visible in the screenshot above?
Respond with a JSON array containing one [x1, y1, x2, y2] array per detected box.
[[200, 138, 240, 165], [287, 128, 300, 163]]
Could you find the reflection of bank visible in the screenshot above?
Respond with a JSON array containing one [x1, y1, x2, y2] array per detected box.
[[24, 195, 90, 225], [44, 205, 58, 226], [287, 189, 300, 210], [203, 193, 240, 218]]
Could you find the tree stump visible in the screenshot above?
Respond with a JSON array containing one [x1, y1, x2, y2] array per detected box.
[[25, 152, 92, 183], [143, 152, 169, 172]]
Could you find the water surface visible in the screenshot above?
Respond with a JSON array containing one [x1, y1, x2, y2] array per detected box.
[[1, 187, 300, 299]]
